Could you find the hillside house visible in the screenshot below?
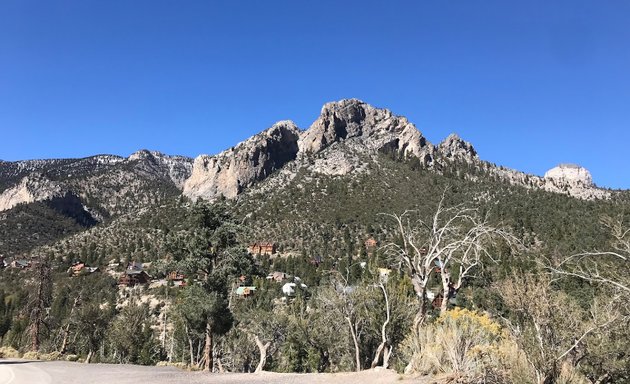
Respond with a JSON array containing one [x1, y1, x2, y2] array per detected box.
[[68, 261, 99, 276], [266, 271, 288, 282], [235, 286, 256, 298], [118, 262, 151, 287], [166, 271, 186, 287], [309, 255, 323, 266], [248, 242, 277, 256], [167, 271, 185, 280]]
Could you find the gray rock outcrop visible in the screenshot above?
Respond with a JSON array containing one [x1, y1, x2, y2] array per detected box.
[[127, 150, 193, 189], [183, 121, 300, 200], [0, 174, 65, 211], [544, 163, 593, 187], [437, 133, 478, 162], [298, 99, 434, 161], [542, 164, 606, 199]]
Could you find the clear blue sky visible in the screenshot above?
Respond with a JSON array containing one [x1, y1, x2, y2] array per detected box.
[[1, 1, 629, 189]]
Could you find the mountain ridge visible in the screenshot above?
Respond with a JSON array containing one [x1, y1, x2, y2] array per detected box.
[[0, 99, 614, 217]]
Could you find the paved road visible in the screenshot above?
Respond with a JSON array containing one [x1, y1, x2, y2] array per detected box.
[[0, 361, 52, 384], [0, 359, 411, 384]]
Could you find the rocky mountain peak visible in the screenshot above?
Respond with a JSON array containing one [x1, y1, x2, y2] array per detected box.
[[183, 122, 300, 200], [128, 149, 158, 161], [535, 163, 609, 199], [437, 133, 478, 162], [544, 164, 593, 187], [298, 99, 432, 159]]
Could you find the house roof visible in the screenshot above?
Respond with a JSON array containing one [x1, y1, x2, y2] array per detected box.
[[126, 269, 148, 276], [249, 242, 275, 247], [235, 286, 256, 295]]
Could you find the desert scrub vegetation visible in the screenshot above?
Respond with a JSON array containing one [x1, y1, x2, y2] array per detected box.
[[402, 308, 533, 382]]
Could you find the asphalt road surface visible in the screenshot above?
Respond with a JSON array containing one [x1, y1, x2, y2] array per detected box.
[[0, 359, 411, 384]]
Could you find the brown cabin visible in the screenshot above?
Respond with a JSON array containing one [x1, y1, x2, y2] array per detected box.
[[167, 271, 185, 281], [266, 271, 288, 282], [118, 262, 151, 287], [248, 242, 276, 256], [118, 270, 150, 287]]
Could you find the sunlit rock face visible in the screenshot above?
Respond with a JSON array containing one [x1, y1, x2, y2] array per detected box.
[[544, 164, 593, 187], [183, 121, 300, 200], [298, 98, 435, 161], [541, 164, 608, 199]]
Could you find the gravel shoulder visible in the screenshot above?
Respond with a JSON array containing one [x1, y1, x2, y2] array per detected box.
[[0, 359, 434, 384]]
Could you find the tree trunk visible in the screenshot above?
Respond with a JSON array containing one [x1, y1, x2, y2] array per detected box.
[[371, 283, 391, 369], [85, 349, 93, 364], [217, 356, 226, 373], [440, 271, 450, 315], [411, 275, 428, 329], [345, 316, 361, 372], [186, 324, 194, 366], [30, 258, 52, 352], [31, 311, 41, 352], [59, 297, 79, 354], [383, 346, 392, 369], [253, 335, 271, 373], [204, 322, 213, 372], [59, 323, 70, 354]]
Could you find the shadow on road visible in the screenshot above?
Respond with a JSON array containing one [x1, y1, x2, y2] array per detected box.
[[0, 360, 44, 365]]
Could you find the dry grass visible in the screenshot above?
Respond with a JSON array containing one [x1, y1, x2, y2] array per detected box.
[[402, 308, 535, 383], [21, 350, 40, 360], [0, 346, 21, 358]]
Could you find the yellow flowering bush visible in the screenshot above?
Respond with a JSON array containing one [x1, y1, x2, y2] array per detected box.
[[402, 307, 531, 382]]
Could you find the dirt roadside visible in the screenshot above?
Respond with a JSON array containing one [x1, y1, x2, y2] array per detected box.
[[0, 359, 437, 384]]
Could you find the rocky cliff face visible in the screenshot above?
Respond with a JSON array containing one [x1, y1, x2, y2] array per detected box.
[[0, 174, 65, 211], [0, 99, 611, 207], [437, 133, 478, 162], [544, 164, 593, 186], [181, 98, 609, 201], [542, 164, 607, 199], [0, 152, 193, 215], [183, 99, 441, 201], [127, 150, 193, 189], [298, 99, 434, 160], [183, 121, 300, 200]]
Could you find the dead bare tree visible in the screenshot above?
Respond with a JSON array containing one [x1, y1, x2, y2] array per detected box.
[[541, 215, 630, 383], [370, 282, 392, 369], [319, 272, 365, 372], [498, 273, 620, 384], [239, 308, 286, 373], [382, 191, 515, 325], [547, 214, 630, 296]]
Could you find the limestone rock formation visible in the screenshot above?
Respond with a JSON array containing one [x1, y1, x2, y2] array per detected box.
[[183, 121, 300, 200], [437, 133, 478, 162], [544, 164, 593, 187], [127, 150, 193, 189], [298, 99, 434, 161], [0, 174, 65, 211], [541, 164, 606, 199]]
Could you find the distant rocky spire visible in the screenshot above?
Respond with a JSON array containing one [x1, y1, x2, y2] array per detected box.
[[436, 133, 477, 162], [544, 164, 593, 187]]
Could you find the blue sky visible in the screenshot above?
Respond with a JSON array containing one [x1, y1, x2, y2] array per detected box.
[[1, 1, 629, 189]]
